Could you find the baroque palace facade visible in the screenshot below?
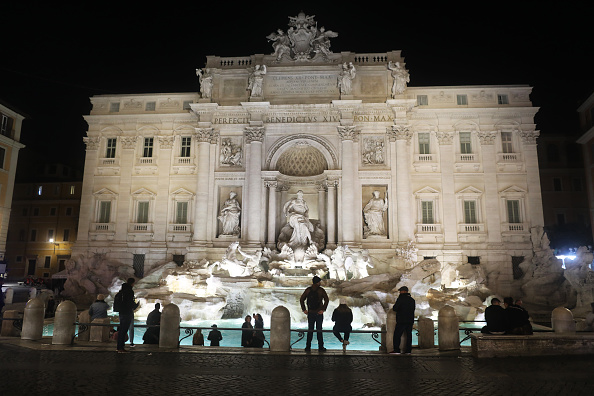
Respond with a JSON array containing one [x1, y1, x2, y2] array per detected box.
[[74, 14, 542, 295]]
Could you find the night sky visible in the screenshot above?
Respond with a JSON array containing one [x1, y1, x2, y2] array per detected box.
[[1, 2, 592, 173]]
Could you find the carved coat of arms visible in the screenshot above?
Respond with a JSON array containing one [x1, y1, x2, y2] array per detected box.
[[266, 12, 338, 62]]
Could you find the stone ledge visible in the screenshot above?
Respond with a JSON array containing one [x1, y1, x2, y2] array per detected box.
[[471, 333, 594, 358]]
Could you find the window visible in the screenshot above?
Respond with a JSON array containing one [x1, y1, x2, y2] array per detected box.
[[176, 201, 188, 224], [50, 207, 57, 216], [30, 229, 37, 242], [181, 136, 191, 157], [33, 208, 39, 216], [19, 229, 25, 241], [66, 207, 73, 216], [553, 178, 562, 191], [464, 200, 477, 224], [143, 137, 154, 157], [133, 254, 145, 278], [497, 94, 509, 105], [421, 201, 434, 224], [501, 132, 513, 153], [417, 95, 428, 106], [54, 185, 60, 195], [137, 201, 149, 223], [37, 186, 43, 196], [145, 101, 156, 111], [106, 138, 117, 158], [0, 147, 5, 169], [512, 256, 525, 279], [47, 229, 54, 241], [109, 102, 120, 112], [468, 256, 480, 265], [460, 132, 472, 154], [98, 201, 111, 223], [63, 229, 70, 242], [44, 256, 51, 268], [507, 200, 521, 223], [456, 94, 468, 105], [1, 114, 13, 136], [573, 178, 583, 192], [418, 133, 430, 154], [70, 185, 75, 195]]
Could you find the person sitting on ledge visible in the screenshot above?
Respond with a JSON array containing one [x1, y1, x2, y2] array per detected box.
[[142, 303, 161, 344], [481, 298, 507, 334], [504, 297, 533, 335]]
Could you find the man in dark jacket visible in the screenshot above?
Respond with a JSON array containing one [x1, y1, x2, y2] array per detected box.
[[116, 282, 139, 353], [390, 285, 415, 355], [481, 298, 507, 334], [504, 297, 532, 334], [142, 303, 161, 344], [300, 275, 329, 352]]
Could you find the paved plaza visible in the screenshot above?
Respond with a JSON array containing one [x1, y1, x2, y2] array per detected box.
[[1, 339, 594, 395]]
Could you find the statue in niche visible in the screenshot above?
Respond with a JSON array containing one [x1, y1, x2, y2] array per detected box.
[[247, 65, 267, 98], [220, 138, 242, 166], [312, 27, 338, 60], [337, 62, 356, 96], [266, 29, 291, 61], [196, 68, 213, 99], [388, 61, 410, 97], [218, 192, 241, 236], [283, 190, 314, 249], [362, 138, 385, 165], [363, 190, 388, 237]]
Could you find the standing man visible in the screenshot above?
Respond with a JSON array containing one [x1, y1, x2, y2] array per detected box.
[[390, 286, 415, 355], [115, 280, 139, 353], [300, 275, 329, 352]]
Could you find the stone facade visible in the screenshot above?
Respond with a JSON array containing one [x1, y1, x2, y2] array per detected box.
[[74, 15, 543, 296]]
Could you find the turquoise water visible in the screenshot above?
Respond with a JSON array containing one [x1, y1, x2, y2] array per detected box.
[[42, 319, 485, 350]]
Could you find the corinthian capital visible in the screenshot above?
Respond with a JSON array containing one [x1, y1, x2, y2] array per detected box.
[[83, 137, 100, 150], [386, 125, 412, 142], [195, 127, 218, 143], [158, 136, 175, 149], [435, 131, 454, 145], [337, 125, 359, 142], [477, 131, 497, 145], [120, 136, 138, 149], [519, 130, 539, 145], [244, 126, 265, 143]]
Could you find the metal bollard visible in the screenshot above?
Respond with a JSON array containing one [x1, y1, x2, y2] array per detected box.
[[552, 306, 576, 333], [438, 305, 460, 351], [159, 303, 180, 348], [21, 297, 45, 340], [52, 300, 77, 345], [417, 316, 435, 349], [270, 305, 291, 351]]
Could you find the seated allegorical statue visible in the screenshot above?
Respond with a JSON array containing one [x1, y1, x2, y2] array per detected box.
[[363, 190, 388, 237], [218, 192, 241, 236]]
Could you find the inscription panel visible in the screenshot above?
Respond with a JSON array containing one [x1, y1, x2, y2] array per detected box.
[[266, 74, 337, 96]]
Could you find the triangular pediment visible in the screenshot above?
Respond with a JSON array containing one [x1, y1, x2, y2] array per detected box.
[[500, 185, 527, 194], [93, 188, 118, 197], [456, 186, 483, 195], [171, 188, 195, 197], [414, 186, 440, 195], [131, 188, 156, 197]]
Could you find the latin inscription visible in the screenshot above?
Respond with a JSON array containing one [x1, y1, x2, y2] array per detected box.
[[266, 74, 337, 96]]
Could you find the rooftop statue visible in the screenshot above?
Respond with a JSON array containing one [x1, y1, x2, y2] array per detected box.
[[388, 61, 410, 97], [267, 12, 338, 62], [247, 65, 266, 98], [196, 68, 213, 99]]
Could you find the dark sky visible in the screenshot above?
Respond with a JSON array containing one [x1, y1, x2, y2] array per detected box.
[[1, 2, 592, 172]]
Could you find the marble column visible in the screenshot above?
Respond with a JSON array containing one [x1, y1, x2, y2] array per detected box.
[[193, 127, 217, 244], [245, 126, 265, 245], [338, 126, 359, 244], [266, 180, 277, 248], [478, 131, 502, 244], [326, 179, 338, 249], [317, 182, 327, 231], [520, 130, 544, 226], [388, 125, 413, 242]]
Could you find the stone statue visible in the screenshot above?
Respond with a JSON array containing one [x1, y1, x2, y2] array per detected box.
[[363, 190, 388, 237], [312, 27, 338, 60], [388, 61, 409, 97], [266, 29, 291, 61], [196, 68, 213, 99], [247, 65, 266, 98], [218, 192, 241, 236], [330, 246, 348, 280], [351, 249, 374, 279], [237, 245, 263, 276], [220, 138, 242, 166], [338, 62, 356, 96], [282, 190, 314, 249], [362, 138, 385, 165]]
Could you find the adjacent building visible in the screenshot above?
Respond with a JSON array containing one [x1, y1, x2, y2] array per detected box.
[[5, 164, 82, 280], [0, 100, 26, 277], [72, 14, 544, 296], [577, 91, 594, 246]]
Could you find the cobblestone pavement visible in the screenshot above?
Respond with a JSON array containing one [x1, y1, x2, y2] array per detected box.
[[2, 341, 594, 396]]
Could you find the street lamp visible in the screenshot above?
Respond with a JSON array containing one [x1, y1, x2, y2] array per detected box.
[[49, 238, 59, 254]]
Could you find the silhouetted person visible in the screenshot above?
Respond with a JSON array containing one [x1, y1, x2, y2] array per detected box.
[[142, 303, 161, 344], [207, 324, 222, 346], [115, 281, 139, 353], [390, 286, 415, 355], [504, 297, 532, 335], [481, 298, 507, 334], [241, 315, 253, 347], [193, 329, 205, 346], [300, 275, 329, 352], [332, 299, 353, 350], [88, 294, 109, 320]]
